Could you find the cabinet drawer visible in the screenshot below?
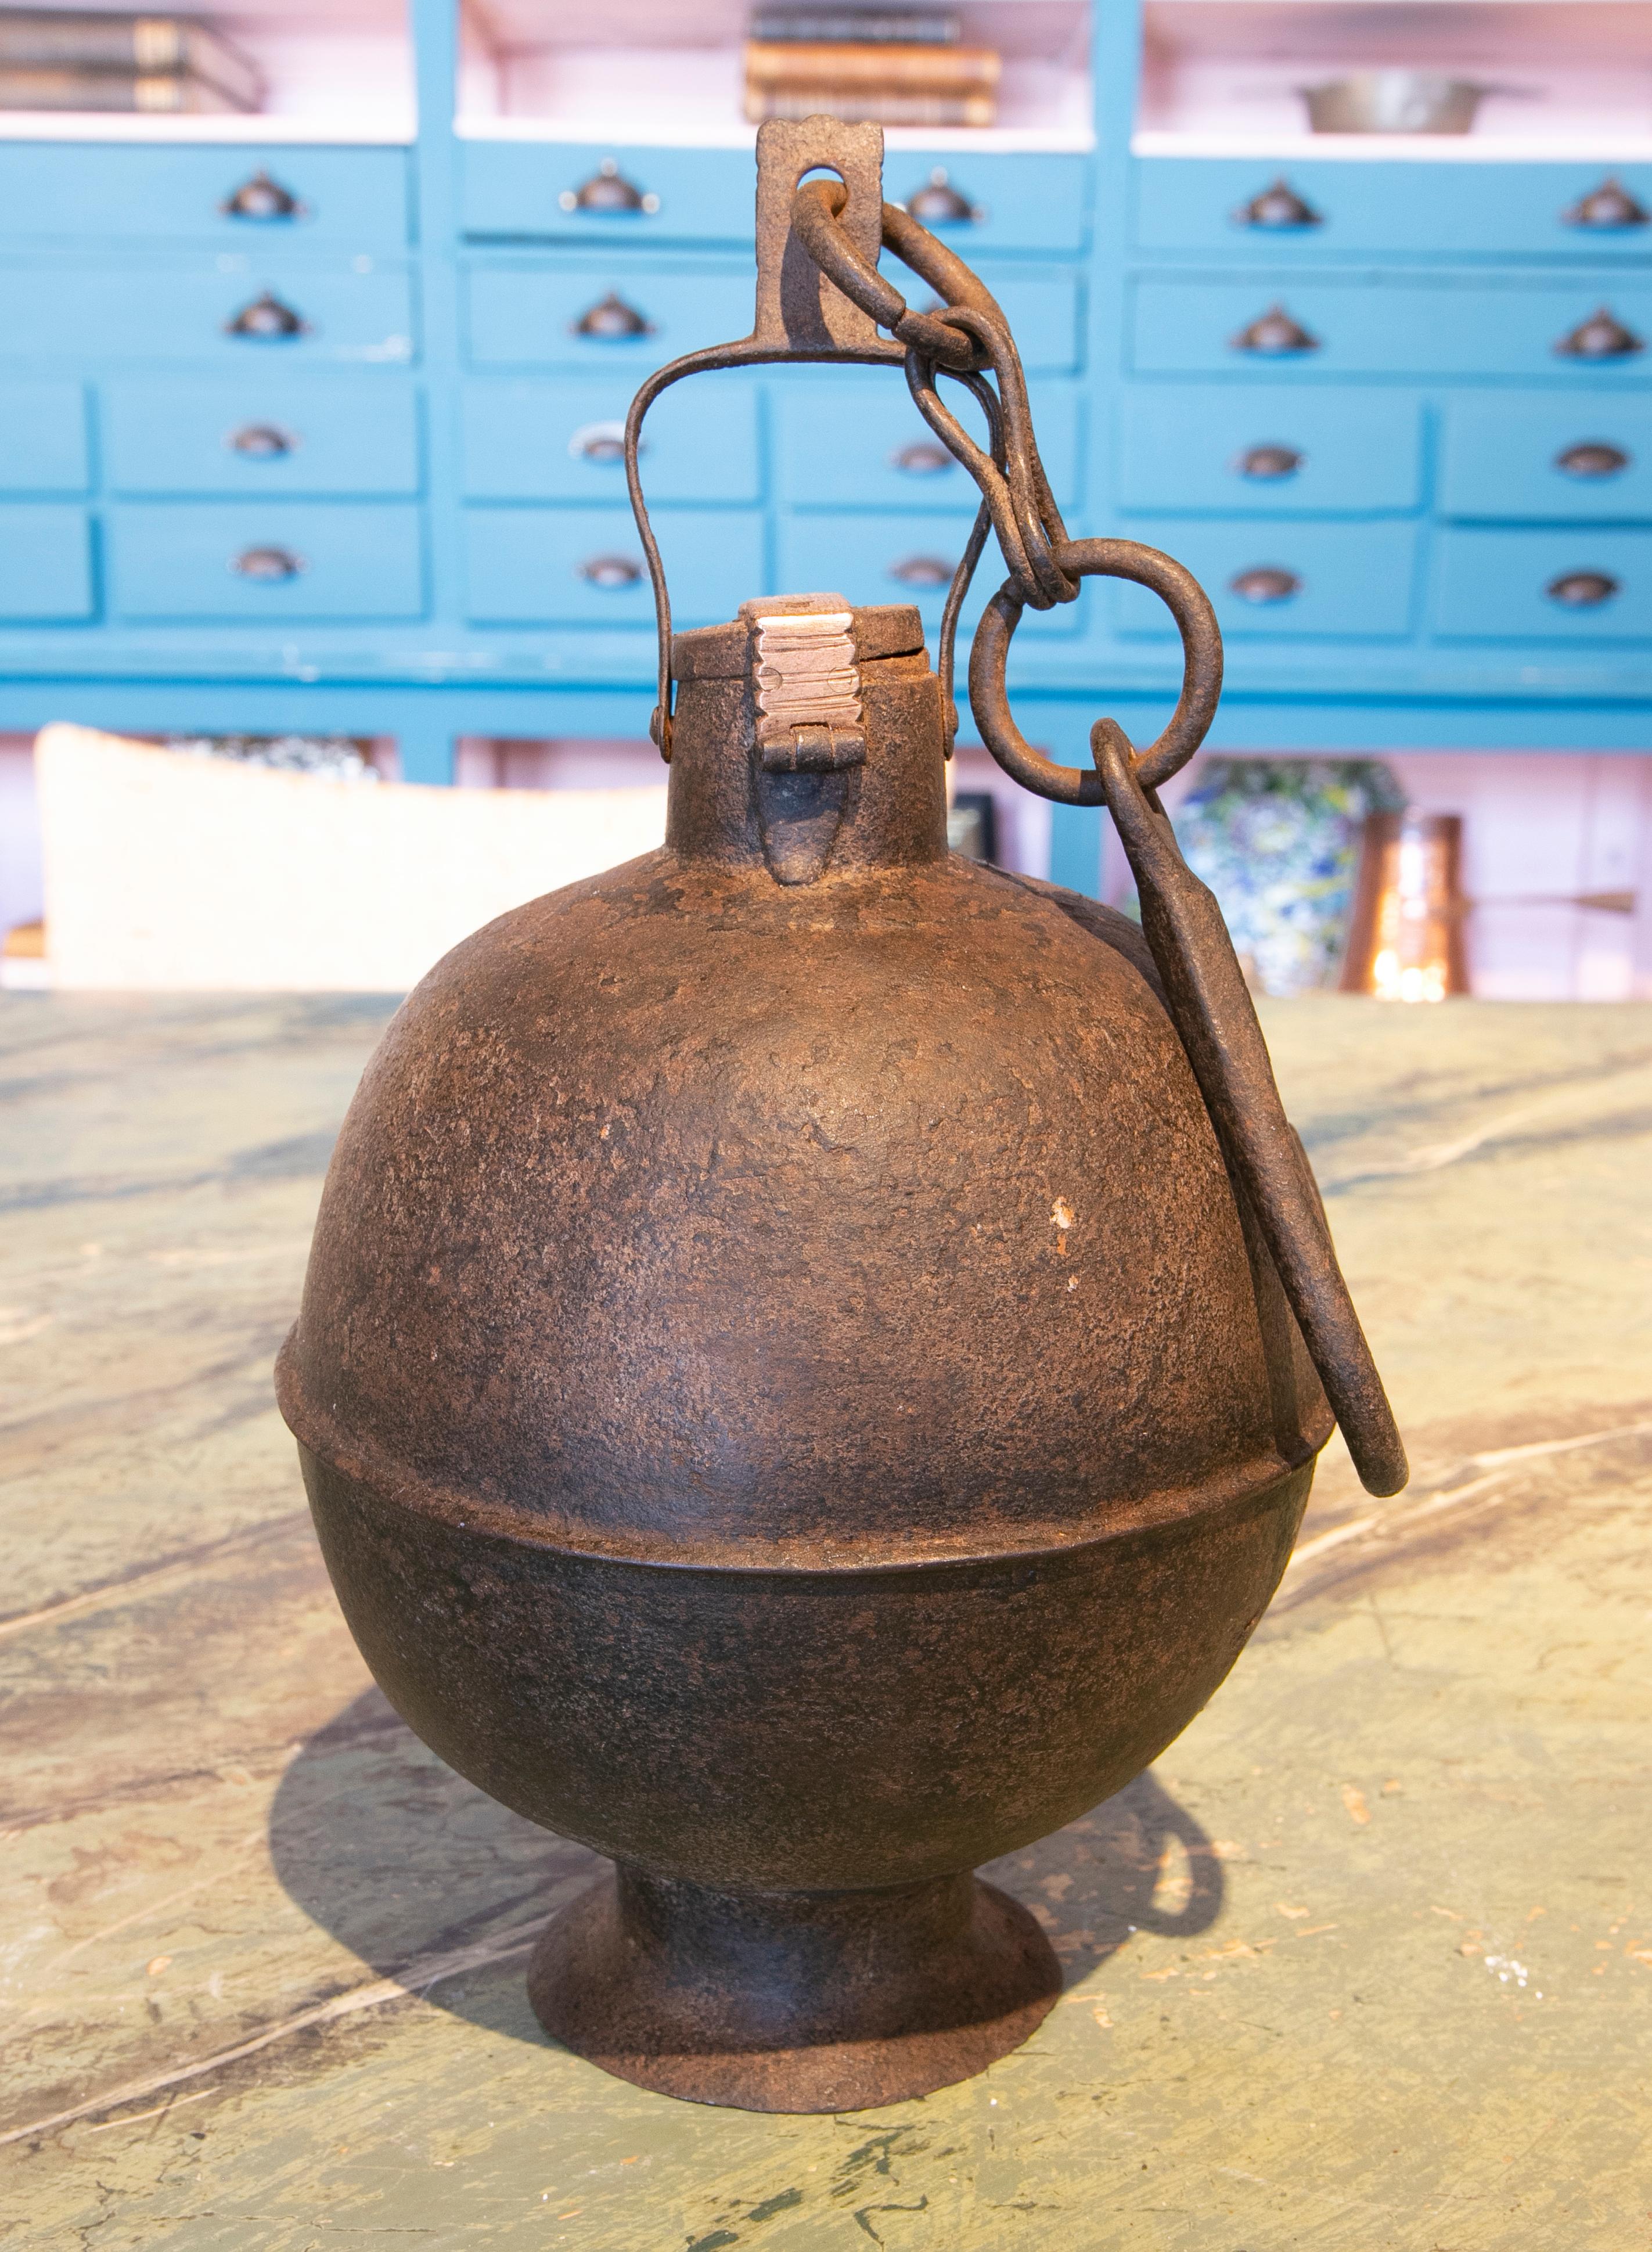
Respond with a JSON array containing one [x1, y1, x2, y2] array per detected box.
[[1135, 160, 1652, 262], [109, 503, 424, 621], [777, 510, 1086, 637], [463, 262, 1079, 377], [1118, 386, 1421, 515], [779, 378, 1081, 512], [463, 505, 764, 628], [1113, 521, 1417, 639], [0, 145, 409, 249], [0, 504, 91, 619], [1131, 277, 1652, 381], [462, 377, 759, 503], [0, 382, 87, 493], [884, 152, 1090, 254], [1440, 398, 1652, 521], [1434, 527, 1652, 639], [0, 261, 414, 366], [106, 382, 420, 497], [465, 262, 751, 370], [461, 143, 755, 244], [459, 144, 1091, 256]]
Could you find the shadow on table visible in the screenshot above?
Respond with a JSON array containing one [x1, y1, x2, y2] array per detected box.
[[269, 1686, 1223, 2045]]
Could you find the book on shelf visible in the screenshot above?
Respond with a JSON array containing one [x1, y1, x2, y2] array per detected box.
[[0, 64, 254, 111], [750, 9, 962, 44], [744, 38, 1000, 127], [0, 13, 265, 111]]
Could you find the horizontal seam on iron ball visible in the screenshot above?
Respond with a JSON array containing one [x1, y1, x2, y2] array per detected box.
[[278, 1344, 1318, 1579]]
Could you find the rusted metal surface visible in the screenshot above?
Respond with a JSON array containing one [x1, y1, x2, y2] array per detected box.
[[277, 117, 1405, 2114]]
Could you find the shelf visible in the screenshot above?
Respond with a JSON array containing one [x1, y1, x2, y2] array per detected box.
[[1133, 128, 1652, 160], [0, 4, 415, 145], [457, 0, 1093, 152], [0, 113, 412, 143], [1140, 0, 1652, 160], [456, 112, 1094, 151]]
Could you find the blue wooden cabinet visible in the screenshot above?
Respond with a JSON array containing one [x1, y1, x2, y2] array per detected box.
[[0, 0, 1647, 875]]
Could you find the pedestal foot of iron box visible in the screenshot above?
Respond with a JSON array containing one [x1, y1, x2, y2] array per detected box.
[[527, 1862, 1063, 2113]]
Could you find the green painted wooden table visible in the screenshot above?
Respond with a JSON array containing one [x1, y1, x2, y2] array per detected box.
[[2, 993, 1649, 2250]]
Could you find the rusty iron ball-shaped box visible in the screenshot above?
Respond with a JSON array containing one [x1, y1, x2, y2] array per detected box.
[[275, 599, 1360, 2111]]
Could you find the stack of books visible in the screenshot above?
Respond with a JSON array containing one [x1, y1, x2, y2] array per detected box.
[[0, 10, 264, 113], [744, 8, 999, 129]]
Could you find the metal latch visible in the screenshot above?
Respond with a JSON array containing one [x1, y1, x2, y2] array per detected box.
[[743, 595, 867, 773]]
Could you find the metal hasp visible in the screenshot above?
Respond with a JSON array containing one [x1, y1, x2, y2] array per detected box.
[[278, 117, 1406, 2116]]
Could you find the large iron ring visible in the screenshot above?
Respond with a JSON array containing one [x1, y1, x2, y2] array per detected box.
[[969, 539, 1224, 801]]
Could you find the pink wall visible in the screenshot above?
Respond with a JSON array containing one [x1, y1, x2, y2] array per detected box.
[[5, 733, 1650, 1000], [1381, 753, 1652, 1003], [1099, 749, 1652, 1003]]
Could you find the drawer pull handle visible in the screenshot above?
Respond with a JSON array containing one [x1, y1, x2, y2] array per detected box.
[[573, 290, 654, 340], [570, 419, 635, 465], [228, 422, 298, 460], [1232, 303, 1320, 356], [1557, 440, 1631, 479], [1556, 305, 1644, 359], [1547, 570, 1619, 608], [1236, 442, 1304, 481], [578, 553, 643, 589], [1562, 177, 1649, 231], [891, 440, 954, 476], [233, 544, 304, 582], [1230, 566, 1301, 605], [559, 159, 660, 216], [226, 290, 307, 341], [221, 168, 305, 223], [888, 553, 956, 588], [905, 168, 983, 225], [1234, 178, 1323, 231]]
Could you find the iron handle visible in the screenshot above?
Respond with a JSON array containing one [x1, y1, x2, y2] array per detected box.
[[888, 553, 956, 588], [905, 168, 982, 225], [573, 291, 654, 340], [226, 290, 307, 340], [579, 553, 643, 589], [1562, 177, 1649, 229], [232, 544, 303, 581], [1236, 443, 1303, 481], [1547, 570, 1618, 607], [228, 422, 297, 460], [1092, 728, 1409, 1499], [1232, 303, 1320, 356], [1556, 305, 1644, 359], [1231, 566, 1301, 604], [971, 541, 1219, 804], [559, 159, 660, 215], [221, 168, 305, 222], [891, 440, 954, 476], [1233, 178, 1322, 230], [1557, 440, 1631, 479]]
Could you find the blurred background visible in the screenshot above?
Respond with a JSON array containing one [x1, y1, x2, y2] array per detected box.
[[1, 0, 1650, 1001]]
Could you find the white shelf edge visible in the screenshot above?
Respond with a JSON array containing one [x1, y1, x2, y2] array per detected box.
[[0, 112, 413, 145], [1133, 127, 1652, 162], [458, 116, 1095, 151]]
